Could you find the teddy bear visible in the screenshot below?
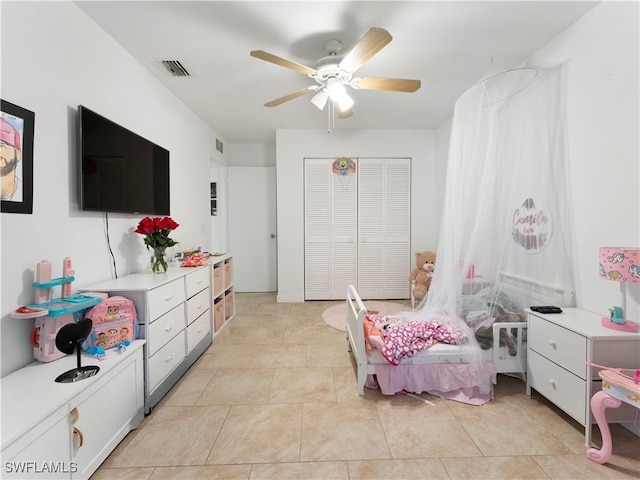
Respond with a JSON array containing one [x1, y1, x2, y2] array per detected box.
[[409, 251, 436, 304]]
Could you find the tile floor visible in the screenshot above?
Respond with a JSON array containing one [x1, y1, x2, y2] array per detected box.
[[93, 293, 640, 480]]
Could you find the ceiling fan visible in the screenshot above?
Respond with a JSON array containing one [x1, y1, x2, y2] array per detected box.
[[250, 27, 421, 118]]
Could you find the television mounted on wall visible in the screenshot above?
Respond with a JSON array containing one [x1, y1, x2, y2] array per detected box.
[[78, 105, 170, 215]]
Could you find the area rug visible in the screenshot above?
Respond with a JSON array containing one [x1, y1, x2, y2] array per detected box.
[[322, 301, 409, 331]]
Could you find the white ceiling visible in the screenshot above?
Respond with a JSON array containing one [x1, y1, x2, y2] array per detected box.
[[76, 1, 598, 144]]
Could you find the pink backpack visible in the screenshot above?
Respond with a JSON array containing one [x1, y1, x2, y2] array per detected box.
[[82, 296, 138, 351]]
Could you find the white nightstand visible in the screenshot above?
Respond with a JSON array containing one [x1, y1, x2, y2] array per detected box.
[[526, 308, 640, 446]]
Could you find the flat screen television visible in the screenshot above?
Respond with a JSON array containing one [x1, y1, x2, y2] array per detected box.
[[78, 105, 170, 215]]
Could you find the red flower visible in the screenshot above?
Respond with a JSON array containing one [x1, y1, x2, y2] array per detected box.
[[135, 217, 156, 235], [135, 216, 179, 250]]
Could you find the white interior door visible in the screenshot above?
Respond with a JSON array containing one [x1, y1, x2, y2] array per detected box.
[[358, 158, 411, 299], [304, 158, 410, 300], [228, 167, 277, 292], [304, 159, 357, 300]]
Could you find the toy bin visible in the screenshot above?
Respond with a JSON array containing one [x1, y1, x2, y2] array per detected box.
[[224, 291, 234, 320], [224, 260, 232, 289], [214, 297, 224, 331], [213, 265, 222, 295]]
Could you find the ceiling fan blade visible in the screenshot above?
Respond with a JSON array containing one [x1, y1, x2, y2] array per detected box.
[[264, 86, 317, 107], [250, 50, 317, 76], [339, 27, 392, 73], [353, 77, 421, 92]]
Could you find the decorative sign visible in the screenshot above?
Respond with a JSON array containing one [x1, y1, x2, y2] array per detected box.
[[332, 157, 356, 176], [511, 198, 552, 253]]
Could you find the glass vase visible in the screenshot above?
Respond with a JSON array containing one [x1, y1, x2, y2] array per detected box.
[[151, 247, 168, 273]]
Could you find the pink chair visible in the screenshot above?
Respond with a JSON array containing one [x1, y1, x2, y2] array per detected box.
[[586, 368, 640, 464]]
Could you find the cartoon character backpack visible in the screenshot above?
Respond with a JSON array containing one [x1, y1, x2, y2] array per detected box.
[[82, 296, 138, 351]]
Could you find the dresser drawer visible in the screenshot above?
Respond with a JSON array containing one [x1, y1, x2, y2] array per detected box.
[[148, 279, 185, 321], [185, 267, 209, 298], [528, 315, 587, 378], [147, 304, 185, 356], [186, 288, 210, 326], [148, 332, 186, 392], [528, 349, 586, 425], [187, 312, 211, 353]]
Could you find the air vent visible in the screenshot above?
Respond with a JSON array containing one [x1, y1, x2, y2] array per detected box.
[[215, 138, 224, 153], [161, 60, 191, 77]]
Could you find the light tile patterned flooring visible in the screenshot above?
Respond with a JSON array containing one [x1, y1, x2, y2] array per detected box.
[[93, 293, 640, 479]]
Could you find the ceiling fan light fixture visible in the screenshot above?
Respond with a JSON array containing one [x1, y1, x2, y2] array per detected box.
[[326, 82, 353, 112], [310, 88, 329, 110], [335, 92, 354, 112]]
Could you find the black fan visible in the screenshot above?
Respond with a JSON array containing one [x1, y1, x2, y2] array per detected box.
[[54, 318, 100, 383]]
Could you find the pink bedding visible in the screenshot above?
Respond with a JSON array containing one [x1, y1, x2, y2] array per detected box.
[[363, 313, 496, 405]]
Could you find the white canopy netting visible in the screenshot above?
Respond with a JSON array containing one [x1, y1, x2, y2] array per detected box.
[[412, 64, 575, 396]]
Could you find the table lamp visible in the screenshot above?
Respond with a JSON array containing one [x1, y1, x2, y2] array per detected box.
[[598, 247, 639, 332]]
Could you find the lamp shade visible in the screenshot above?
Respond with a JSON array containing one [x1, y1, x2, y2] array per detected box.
[[598, 247, 640, 282]]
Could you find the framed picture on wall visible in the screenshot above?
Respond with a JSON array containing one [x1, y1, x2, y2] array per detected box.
[[1, 99, 34, 214]]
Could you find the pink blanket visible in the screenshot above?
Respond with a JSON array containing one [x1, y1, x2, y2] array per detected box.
[[365, 314, 467, 366]]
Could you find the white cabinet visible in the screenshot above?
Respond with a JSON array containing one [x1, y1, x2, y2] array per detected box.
[[304, 157, 411, 300], [1, 341, 144, 479], [211, 254, 234, 333], [526, 308, 640, 446], [81, 264, 212, 413]]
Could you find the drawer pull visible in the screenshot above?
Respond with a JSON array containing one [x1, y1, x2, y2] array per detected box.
[[163, 323, 175, 332], [549, 340, 557, 348], [196, 326, 204, 333], [73, 427, 84, 449], [69, 408, 79, 424], [196, 279, 203, 285], [196, 302, 203, 310], [548, 379, 557, 388], [163, 293, 174, 302], [164, 352, 175, 363]]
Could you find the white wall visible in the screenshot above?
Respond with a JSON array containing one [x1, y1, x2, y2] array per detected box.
[[529, 1, 639, 319], [227, 143, 276, 167], [1, 2, 219, 376], [275, 128, 440, 302]]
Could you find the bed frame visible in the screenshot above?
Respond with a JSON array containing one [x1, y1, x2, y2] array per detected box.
[[346, 272, 573, 396]]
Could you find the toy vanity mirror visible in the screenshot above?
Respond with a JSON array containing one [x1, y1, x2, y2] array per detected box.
[[54, 318, 100, 383]]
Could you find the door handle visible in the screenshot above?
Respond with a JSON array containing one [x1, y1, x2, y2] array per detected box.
[[270, 234, 276, 238]]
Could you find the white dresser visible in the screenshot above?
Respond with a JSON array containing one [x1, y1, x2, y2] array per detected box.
[[81, 264, 211, 413], [526, 308, 640, 446], [1, 341, 145, 479]]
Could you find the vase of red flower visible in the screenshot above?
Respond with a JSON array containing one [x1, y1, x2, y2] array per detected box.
[[135, 216, 179, 273]]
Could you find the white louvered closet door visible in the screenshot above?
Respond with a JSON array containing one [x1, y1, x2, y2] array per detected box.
[[358, 158, 411, 299], [305, 158, 410, 300], [304, 159, 357, 300]]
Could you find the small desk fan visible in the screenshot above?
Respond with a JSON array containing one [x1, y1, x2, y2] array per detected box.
[[54, 318, 100, 383]]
